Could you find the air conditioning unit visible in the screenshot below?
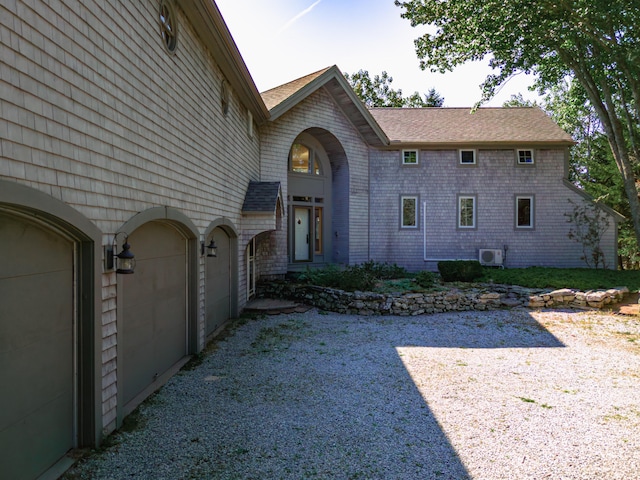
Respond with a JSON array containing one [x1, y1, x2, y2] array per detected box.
[[479, 248, 503, 267]]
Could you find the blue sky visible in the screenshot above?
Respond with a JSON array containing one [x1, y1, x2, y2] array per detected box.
[[215, 0, 541, 107]]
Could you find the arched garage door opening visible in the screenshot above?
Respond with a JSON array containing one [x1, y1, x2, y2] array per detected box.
[[0, 202, 98, 480], [205, 221, 238, 339], [119, 213, 198, 417]]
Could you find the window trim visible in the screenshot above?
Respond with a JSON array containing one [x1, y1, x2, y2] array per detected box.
[[400, 195, 419, 229], [515, 195, 535, 229], [459, 149, 476, 166], [401, 149, 419, 166], [289, 143, 323, 176], [516, 149, 535, 165], [159, 0, 178, 53], [458, 194, 477, 229]]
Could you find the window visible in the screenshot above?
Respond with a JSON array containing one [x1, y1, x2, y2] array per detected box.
[[401, 196, 418, 228], [459, 150, 476, 165], [221, 80, 230, 115], [314, 208, 323, 253], [458, 195, 476, 229], [402, 150, 418, 165], [290, 144, 321, 175], [159, 0, 177, 53], [516, 195, 534, 228], [517, 149, 534, 165], [247, 110, 253, 138]]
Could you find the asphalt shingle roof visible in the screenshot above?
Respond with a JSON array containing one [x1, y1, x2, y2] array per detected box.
[[242, 181, 281, 213], [368, 107, 574, 145], [261, 67, 332, 111]]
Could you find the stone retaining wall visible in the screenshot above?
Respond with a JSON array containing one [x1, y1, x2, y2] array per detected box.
[[257, 282, 630, 316]]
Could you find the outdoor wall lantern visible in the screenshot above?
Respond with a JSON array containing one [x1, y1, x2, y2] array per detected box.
[[105, 232, 136, 274], [202, 239, 217, 258]]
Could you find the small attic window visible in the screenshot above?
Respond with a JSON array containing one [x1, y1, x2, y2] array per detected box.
[[159, 0, 177, 53], [221, 80, 230, 115]]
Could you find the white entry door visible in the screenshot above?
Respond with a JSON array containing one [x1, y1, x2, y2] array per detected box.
[[294, 207, 311, 261]]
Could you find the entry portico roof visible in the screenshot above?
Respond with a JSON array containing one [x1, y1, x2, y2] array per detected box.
[[261, 66, 389, 147]]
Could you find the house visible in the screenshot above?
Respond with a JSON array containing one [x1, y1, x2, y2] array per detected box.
[[0, 1, 620, 479]]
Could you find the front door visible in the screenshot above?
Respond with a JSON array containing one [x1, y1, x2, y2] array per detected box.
[[294, 207, 311, 261]]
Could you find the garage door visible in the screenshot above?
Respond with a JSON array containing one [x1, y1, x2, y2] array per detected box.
[[121, 221, 187, 408], [0, 211, 75, 480], [205, 228, 230, 337]]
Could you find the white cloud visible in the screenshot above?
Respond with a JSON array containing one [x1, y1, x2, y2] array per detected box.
[[277, 0, 322, 35]]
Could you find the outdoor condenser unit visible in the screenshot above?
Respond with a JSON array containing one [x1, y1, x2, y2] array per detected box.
[[479, 248, 503, 267]]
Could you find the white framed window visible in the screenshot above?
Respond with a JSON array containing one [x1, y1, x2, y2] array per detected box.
[[401, 195, 418, 228], [459, 149, 476, 165], [458, 195, 476, 229], [517, 149, 534, 165], [516, 195, 534, 228], [402, 149, 418, 165]]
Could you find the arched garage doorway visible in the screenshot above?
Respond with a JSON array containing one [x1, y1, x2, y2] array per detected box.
[[0, 182, 100, 480], [205, 220, 238, 339], [118, 208, 198, 417]]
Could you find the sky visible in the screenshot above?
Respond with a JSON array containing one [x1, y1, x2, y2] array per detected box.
[[215, 0, 541, 107]]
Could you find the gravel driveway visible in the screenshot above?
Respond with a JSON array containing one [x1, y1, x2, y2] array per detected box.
[[65, 308, 640, 479]]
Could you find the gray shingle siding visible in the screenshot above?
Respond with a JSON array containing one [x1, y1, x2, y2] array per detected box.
[[370, 148, 618, 271]]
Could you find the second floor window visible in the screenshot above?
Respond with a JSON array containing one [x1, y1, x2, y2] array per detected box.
[[290, 144, 321, 175]]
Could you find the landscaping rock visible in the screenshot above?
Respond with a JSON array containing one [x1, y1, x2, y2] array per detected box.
[[256, 281, 630, 316]]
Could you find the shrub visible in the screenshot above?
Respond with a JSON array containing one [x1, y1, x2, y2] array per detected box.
[[438, 260, 483, 282], [296, 264, 377, 291], [414, 270, 437, 288], [359, 260, 408, 280]]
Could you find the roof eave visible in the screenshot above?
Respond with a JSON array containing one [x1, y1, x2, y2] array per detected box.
[[381, 140, 575, 150], [182, 0, 269, 123]]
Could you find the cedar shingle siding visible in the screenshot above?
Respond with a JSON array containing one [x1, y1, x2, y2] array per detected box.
[[0, 1, 621, 477]]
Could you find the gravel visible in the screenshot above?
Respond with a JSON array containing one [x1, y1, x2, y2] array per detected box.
[[65, 308, 640, 480]]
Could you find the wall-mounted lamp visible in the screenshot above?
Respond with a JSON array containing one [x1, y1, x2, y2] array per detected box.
[[201, 239, 217, 257], [105, 232, 136, 274]]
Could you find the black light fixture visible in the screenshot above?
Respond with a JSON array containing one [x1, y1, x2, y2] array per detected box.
[[202, 239, 217, 257], [105, 232, 136, 274]]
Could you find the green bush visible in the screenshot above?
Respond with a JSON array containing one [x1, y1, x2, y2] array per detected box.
[[414, 270, 437, 288], [296, 264, 376, 291], [359, 260, 408, 280], [438, 260, 483, 282]]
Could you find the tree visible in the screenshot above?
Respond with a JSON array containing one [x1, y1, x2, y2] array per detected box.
[[344, 70, 444, 107], [502, 93, 539, 108], [396, 0, 640, 246], [544, 81, 640, 267]]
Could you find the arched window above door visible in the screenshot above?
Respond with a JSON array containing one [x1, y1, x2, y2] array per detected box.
[[290, 143, 322, 175]]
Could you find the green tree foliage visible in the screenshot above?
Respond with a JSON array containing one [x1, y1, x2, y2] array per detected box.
[[396, 0, 640, 246], [344, 70, 444, 107], [544, 81, 640, 267]]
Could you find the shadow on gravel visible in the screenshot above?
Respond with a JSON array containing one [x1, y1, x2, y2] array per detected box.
[[63, 310, 564, 479]]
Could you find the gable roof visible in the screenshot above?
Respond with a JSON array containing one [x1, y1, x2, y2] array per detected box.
[[369, 107, 574, 147], [261, 66, 389, 147], [242, 181, 283, 214]]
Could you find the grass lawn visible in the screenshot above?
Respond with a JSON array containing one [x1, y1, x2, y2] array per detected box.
[[479, 267, 640, 292]]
